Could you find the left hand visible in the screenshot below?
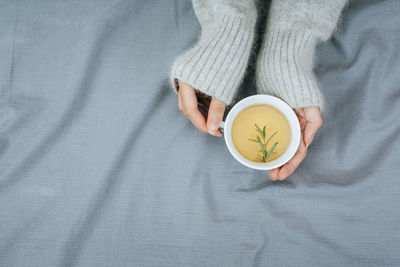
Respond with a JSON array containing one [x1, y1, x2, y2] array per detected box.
[[177, 80, 226, 137], [269, 106, 323, 181]]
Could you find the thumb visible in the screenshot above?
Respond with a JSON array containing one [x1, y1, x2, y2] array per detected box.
[[207, 97, 225, 137]]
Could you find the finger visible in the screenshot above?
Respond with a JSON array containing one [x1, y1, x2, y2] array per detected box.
[[179, 80, 208, 133], [294, 108, 307, 132], [304, 107, 323, 147], [297, 113, 307, 131], [277, 133, 307, 180], [178, 92, 182, 111], [294, 108, 305, 118], [207, 97, 226, 137], [269, 168, 280, 181]]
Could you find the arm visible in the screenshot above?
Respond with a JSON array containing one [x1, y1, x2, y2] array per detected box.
[[256, 0, 347, 180], [256, 0, 348, 111], [171, 0, 257, 105]]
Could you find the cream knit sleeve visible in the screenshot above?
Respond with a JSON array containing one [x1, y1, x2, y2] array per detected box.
[[256, 0, 348, 111], [170, 0, 257, 105]]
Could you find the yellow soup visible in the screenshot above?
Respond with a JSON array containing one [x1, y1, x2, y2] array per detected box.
[[231, 104, 291, 163]]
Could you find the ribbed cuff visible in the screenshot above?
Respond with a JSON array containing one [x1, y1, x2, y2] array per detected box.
[[170, 12, 256, 105], [256, 28, 325, 111]]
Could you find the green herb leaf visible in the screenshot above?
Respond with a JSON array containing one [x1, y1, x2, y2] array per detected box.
[[265, 142, 278, 160], [265, 131, 278, 147], [262, 125, 266, 139], [248, 124, 279, 163], [257, 136, 266, 155], [254, 124, 263, 137]]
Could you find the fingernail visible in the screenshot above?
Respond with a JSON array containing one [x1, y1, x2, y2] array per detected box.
[[208, 118, 219, 135]]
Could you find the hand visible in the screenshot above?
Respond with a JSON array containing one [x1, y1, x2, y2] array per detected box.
[[177, 80, 225, 137], [269, 107, 323, 181]]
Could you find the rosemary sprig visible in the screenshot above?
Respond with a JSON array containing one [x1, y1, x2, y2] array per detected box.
[[248, 123, 278, 162]]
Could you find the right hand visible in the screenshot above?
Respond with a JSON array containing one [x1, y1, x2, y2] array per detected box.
[[269, 107, 323, 181], [177, 80, 226, 137]]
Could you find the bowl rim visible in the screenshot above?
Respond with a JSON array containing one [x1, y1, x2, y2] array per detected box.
[[223, 95, 301, 170]]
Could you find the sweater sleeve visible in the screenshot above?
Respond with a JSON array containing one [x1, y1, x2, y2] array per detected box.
[[170, 0, 257, 105], [256, 0, 347, 111]]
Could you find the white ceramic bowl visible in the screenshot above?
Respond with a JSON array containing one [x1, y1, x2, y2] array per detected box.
[[221, 95, 300, 170]]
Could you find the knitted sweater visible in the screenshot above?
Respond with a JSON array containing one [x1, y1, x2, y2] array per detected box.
[[170, 0, 347, 110]]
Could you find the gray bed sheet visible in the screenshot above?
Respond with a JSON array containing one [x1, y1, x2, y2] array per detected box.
[[1, 0, 399, 266]]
